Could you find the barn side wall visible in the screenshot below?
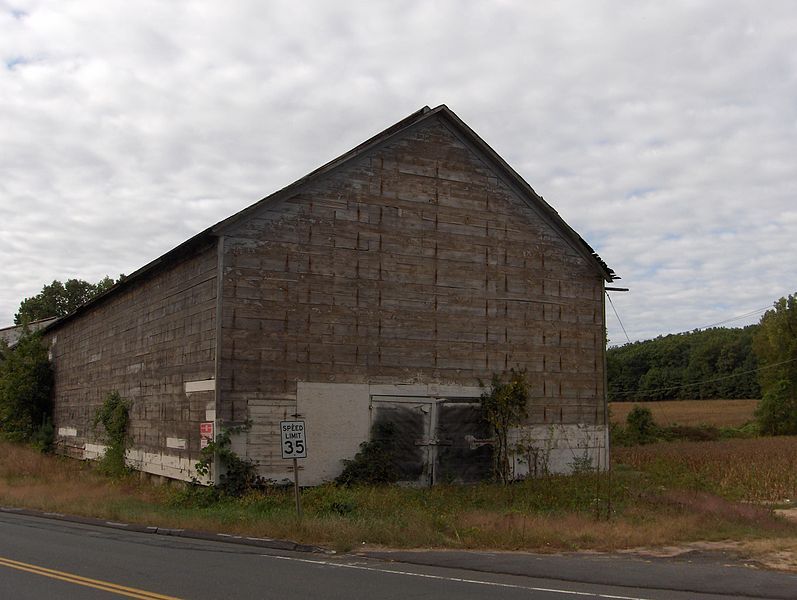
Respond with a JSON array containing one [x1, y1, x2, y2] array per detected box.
[[219, 116, 608, 482], [48, 242, 218, 481]]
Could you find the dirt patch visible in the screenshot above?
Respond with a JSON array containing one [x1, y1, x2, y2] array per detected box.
[[775, 507, 797, 523], [652, 490, 785, 527], [620, 540, 797, 573], [614, 499, 797, 572]]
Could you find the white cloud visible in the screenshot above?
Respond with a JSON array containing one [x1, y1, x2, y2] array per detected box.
[[1, 0, 796, 345]]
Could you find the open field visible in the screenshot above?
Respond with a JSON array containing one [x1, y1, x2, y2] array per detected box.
[[1, 438, 796, 569], [614, 436, 797, 502], [610, 399, 758, 427]]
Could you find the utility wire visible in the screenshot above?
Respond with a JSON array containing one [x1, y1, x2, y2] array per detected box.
[[606, 292, 631, 344], [611, 356, 797, 398], [698, 305, 772, 330], [608, 292, 791, 344]]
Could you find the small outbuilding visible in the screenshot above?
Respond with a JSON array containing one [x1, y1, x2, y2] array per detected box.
[[44, 105, 616, 485]]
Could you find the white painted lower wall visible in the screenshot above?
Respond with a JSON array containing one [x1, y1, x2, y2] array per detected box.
[[83, 443, 107, 460], [125, 448, 206, 483], [295, 382, 371, 486], [80, 442, 206, 483], [74, 383, 608, 487], [510, 424, 609, 477]]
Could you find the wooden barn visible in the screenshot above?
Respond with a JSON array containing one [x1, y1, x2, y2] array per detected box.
[[44, 105, 616, 486]]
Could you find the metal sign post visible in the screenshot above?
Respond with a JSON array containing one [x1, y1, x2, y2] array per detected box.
[[280, 420, 306, 519], [292, 457, 302, 520]]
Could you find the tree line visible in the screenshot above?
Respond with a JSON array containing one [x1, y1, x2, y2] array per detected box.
[[607, 326, 761, 401]]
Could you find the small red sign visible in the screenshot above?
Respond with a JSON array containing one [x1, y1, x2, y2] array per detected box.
[[200, 422, 214, 449]]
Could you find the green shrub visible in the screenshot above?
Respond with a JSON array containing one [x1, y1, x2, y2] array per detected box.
[[625, 405, 657, 445], [31, 418, 55, 453], [728, 421, 760, 438], [613, 417, 757, 447], [336, 422, 400, 486]]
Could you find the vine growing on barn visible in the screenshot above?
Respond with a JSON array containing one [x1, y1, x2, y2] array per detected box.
[[480, 369, 529, 484], [92, 391, 131, 477], [195, 422, 266, 496]]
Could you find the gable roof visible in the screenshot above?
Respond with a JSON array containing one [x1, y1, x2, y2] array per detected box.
[[45, 105, 616, 333]]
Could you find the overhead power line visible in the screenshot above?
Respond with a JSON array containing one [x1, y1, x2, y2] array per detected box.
[[698, 305, 772, 329], [606, 293, 788, 345]]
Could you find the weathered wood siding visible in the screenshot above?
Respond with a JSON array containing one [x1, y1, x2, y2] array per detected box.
[[48, 243, 218, 478], [219, 117, 606, 472]]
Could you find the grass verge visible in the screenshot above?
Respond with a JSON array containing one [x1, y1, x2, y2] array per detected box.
[[1, 439, 796, 564]]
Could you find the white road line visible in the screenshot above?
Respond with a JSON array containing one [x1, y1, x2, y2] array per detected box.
[[264, 554, 654, 600]]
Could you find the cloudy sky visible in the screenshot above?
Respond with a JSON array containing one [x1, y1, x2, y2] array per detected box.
[[1, 1, 795, 344]]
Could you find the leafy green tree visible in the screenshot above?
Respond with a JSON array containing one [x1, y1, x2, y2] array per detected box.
[[753, 294, 797, 435], [14, 276, 118, 325], [755, 381, 797, 436], [0, 332, 53, 442]]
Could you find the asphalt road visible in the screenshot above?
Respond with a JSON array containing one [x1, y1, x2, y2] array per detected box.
[[0, 511, 794, 600]]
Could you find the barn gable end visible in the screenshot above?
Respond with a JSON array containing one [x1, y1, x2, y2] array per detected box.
[[216, 110, 610, 484]]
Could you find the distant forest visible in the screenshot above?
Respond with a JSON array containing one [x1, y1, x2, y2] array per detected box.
[[607, 326, 760, 401]]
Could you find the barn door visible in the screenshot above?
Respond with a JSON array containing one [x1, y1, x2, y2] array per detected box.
[[369, 396, 433, 486], [370, 395, 491, 485], [436, 398, 492, 483]]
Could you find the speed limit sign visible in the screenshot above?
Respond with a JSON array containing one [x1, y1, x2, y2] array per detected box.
[[280, 420, 307, 459]]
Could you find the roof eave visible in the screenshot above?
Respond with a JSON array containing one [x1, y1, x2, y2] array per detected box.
[[42, 229, 218, 335], [432, 106, 616, 282]]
